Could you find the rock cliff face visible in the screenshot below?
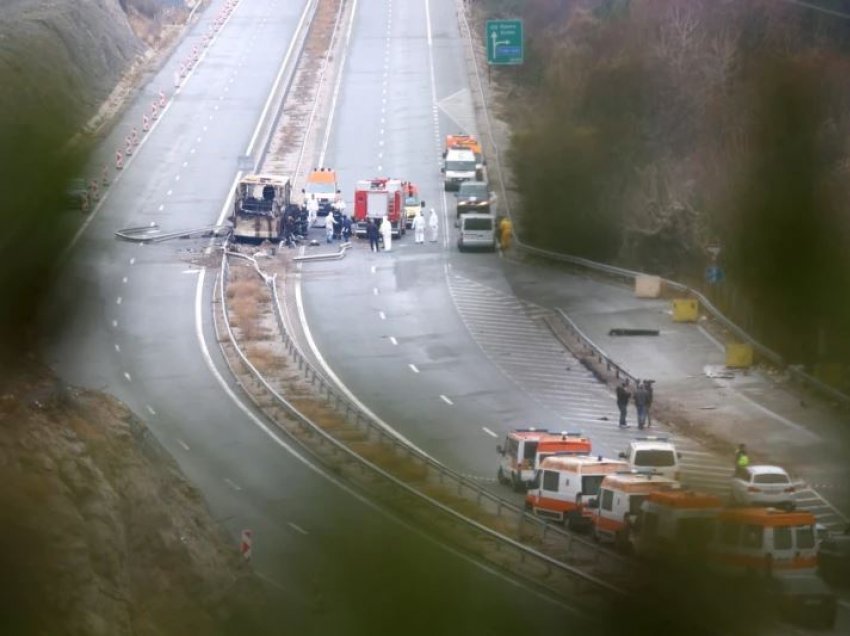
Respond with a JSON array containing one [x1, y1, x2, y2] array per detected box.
[[0, 0, 142, 127], [0, 366, 273, 635]]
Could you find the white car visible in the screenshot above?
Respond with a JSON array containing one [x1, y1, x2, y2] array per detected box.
[[730, 465, 800, 509]]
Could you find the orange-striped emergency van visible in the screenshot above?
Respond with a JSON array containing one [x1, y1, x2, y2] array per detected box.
[[590, 471, 680, 551], [633, 490, 723, 560], [497, 428, 591, 492], [444, 134, 484, 178], [709, 507, 818, 576], [526, 455, 629, 530]]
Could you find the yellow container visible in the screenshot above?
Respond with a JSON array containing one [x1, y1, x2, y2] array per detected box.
[[725, 343, 754, 368], [671, 298, 699, 322]]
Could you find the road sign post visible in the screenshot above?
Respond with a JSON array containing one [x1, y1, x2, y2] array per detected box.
[[486, 20, 524, 66]]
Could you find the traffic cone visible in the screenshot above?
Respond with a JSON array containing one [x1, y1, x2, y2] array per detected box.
[[131, 127, 139, 146], [89, 179, 100, 202], [80, 191, 90, 213], [142, 114, 150, 132], [116, 150, 124, 170], [125, 137, 133, 156], [101, 164, 110, 187], [151, 102, 159, 120], [158, 90, 166, 108]]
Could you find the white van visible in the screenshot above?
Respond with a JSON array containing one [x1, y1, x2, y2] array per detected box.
[[619, 436, 681, 481], [457, 213, 496, 252], [442, 148, 477, 191]]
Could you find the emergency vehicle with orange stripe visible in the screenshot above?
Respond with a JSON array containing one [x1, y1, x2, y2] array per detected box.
[[632, 489, 723, 560], [497, 428, 591, 492], [708, 507, 818, 576], [444, 134, 484, 179], [525, 455, 629, 530], [588, 471, 679, 551], [302, 168, 339, 215]]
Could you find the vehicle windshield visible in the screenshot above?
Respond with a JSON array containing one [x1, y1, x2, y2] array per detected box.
[[459, 184, 488, 199], [581, 475, 604, 497], [633, 449, 675, 467], [405, 196, 419, 206], [523, 441, 538, 462], [463, 217, 493, 231], [446, 160, 476, 172], [753, 473, 789, 484], [305, 181, 336, 195]]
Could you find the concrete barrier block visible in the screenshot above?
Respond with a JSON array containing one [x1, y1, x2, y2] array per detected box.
[[634, 275, 662, 298]]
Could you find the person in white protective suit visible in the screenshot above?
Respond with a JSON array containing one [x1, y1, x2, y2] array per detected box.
[[306, 194, 319, 226], [412, 210, 426, 244], [380, 217, 392, 251], [333, 189, 346, 215], [428, 208, 439, 243], [325, 211, 335, 243]]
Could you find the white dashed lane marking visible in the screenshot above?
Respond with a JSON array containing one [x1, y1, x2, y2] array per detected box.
[[389, 336, 398, 346], [287, 522, 308, 535], [224, 478, 242, 491], [482, 427, 498, 438], [440, 395, 453, 405], [409, 364, 419, 374]]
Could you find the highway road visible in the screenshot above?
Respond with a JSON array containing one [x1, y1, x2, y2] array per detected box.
[[296, 0, 850, 632], [40, 0, 593, 632]]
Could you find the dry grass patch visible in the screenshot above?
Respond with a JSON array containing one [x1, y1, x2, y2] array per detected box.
[[245, 345, 280, 374]]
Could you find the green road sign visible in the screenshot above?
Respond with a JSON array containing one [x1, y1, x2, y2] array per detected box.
[[486, 19, 524, 66]]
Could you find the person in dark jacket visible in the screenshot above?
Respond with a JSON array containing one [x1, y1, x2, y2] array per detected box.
[[366, 218, 380, 252], [634, 381, 649, 430], [644, 380, 654, 427], [616, 380, 631, 428], [341, 215, 352, 242]]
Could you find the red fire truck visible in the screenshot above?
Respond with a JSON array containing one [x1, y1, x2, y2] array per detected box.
[[353, 178, 408, 238]]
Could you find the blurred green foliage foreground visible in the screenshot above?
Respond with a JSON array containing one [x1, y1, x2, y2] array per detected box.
[[0, 62, 86, 360]]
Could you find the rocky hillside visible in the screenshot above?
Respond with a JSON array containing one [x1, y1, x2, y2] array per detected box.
[[0, 0, 192, 129], [0, 364, 279, 635]]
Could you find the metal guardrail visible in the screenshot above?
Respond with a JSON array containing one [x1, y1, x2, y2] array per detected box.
[[115, 223, 229, 242], [292, 242, 351, 261], [218, 251, 629, 599], [456, 1, 849, 409]]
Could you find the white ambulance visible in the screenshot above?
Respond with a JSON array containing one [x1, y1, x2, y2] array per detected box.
[[633, 489, 723, 560], [589, 471, 680, 552], [496, 428, 591, 492], [709, 507, 818, 577], [525, 455, 629, 530]]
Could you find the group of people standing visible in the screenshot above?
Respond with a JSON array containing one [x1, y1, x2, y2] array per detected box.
[[412, 206, 439, 244], [616, 378, 654, 429]]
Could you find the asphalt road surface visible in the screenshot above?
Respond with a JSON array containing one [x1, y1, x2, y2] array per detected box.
[[41, 0, 593, 632]]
